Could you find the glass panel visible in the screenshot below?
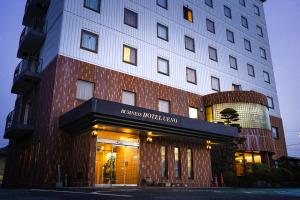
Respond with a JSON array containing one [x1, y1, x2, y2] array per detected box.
[[81, 31, 97, 51], [211, 77, 220, 91], [186, 68, 196, 83], [174, 147, 180, 178], [229, 56, 237, 69], [76, 80, 94, 100], [122, 91, 135, 106], [95, 143, 115, 184], [159, 99, 170, 113], [161, 146, 167, 177], [189, 107, 198, 119], [124, 9, 137, 28], [206, 19, 215, 33], [157, 24, 168, 40], [84, 0, 100, 11], [253, 154, 262, 163], [247, 64, 255, 76], [123, 46, 136, 65], [227, 30, 234, 43], [209, 47, 217, 61], [224, 6, 231, 18], [158, 58, 169, 75], [205, 0, 213, 8], [187, 149, 193, 178], [157, 0, 167, 9], [205, 106, 213, 122], [185, 36, 194, 51]]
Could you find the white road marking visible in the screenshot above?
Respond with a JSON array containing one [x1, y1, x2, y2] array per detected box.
[[31, 189, 133, 197]]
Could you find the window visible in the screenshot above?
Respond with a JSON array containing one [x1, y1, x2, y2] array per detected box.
[[80, 30, 98, 53], [226, 29, 235, 43], [124, 8, 138, 28], [211, 76, 220, 92], [174, 147, 181, 178], [232, 84, 242, 91], [122, 90, 136, 106], [183, 6, 193, 22], [205, 0, 213, 8], [208, 46, 218, 62], [84, 0, 101, 12], [263, 71, 270, 83], [241, 16, 248, 29], [239, 0, 245, 7], [157, 23, 168, 41], [157, 0, 167, 9], [186, 67, 197, 84], [254, 5, 260, 16], [224, 5, 232, 19], [229, 55, 238, 70], [185, 36, 195, 52], [187, 149, 193, 179], [206, 18, 215, 34], [76, 80, 94, 100], [157, 57, 169, 75], [161, 146, 168, 177], [244, 39, 252, 52], [247, 64, 255, 77], [260, 47, 267, 59], [158, 99, 170, 113], [267, 96, 274, 109], [272, 127, 279, 139], [123, 45, 137, 65], [189, 107, 198, 119], [256, 25, 263, 37]]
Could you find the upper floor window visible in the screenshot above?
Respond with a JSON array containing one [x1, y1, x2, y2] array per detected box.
[[124, 8, 138, 29], [211, 76, 220, 92], [229, 55, 238, 70], [224, 5, 232, 19], [260, 47, 267, 59], [123, 45, 137, 66], [122, 90, 136, 106], [205, 0, 213, 8], [76, 80, 94, 101], [157, 23, 168, 41], [244, 39, 252, 52], [253, 5, 260, 16], [208, 46, 218, 62], [189, 107, 198, 119], [272, 127, 279, 139], [158, 99, 170, 113], [256, 25, 263, 37], [186, 67, 197, 84], [80, 30, 98, 53], [183, 6, 193, 22], [226, 29, 235, 43], [263, 71, 270, 83], [267, 96, 274, 109], [185, 36, 195, 52], [241, 16, 248, 29], [206, 18, 215, 34], [247, 64, 255, 77], [239, 0, 246, 7], [232, 84, 242, 91], [84, 0, 101, 13], [157, 57, 169, 76], [157, 0, 168, 9]]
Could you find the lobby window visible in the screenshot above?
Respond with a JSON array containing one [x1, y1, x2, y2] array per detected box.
[[80, 30, 98, 53], [186, 67, 197, 84], [84, 0, 101, 13], [174, 147, 181, 178], [157, 23, 168, 41], [158, 99, 170, 113], [205, 0, 213, 8], [267, 96, 274, 109], [206, 18, 215, 34], [244, 39, 252, 52], [256, 25, 263, 37], [272, 127, 279, 139], [183, 6, 193, 22], [157, 57, 169, 76], [185, 36, 195, 52], [76, 80, 94, 101], [226, 29, 235, 43], [211, 76, 220, 92], [229, 55, 238, 70], [124, 8, 138, 29], [263, 71, 270, 84], [232, 84, 242, 91], [161, 146, 168, 177], [122, 90, 136, 106], [247, 64, 255, 77], [187, 149, 193, 179], [157, 0, 167, 9], [239, 0, 245, 7], [260, 47, 267, 60], [123, 45, 137, 66], [208, 46, 218, 62], [253, 5, 260, 16], [189, 107, 198, 119], [241, 16, 248, 29], [224, 5, 232, 19]]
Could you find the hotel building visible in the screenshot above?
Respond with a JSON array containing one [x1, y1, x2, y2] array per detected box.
[[3, 0, 287, 187]]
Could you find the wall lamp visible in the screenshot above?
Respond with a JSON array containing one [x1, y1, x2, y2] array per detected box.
[[147, 131, 153, 143], [206, 140, 212, 150]]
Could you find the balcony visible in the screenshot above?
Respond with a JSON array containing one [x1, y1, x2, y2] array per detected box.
[[3, 110, 34, 139], [23, 0, 51, 26], [17, 27, 46, 59], [11, 59, 41, 95]]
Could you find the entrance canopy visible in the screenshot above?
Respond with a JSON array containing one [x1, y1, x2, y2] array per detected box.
[[59, 98, 238, 142]]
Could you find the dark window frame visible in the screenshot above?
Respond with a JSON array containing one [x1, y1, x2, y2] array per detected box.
[[239, 0, 246, 7], [244, 38, 252, 52], [232, 83, 242, 91], [122, 44, 137, 66], [186, 67, 197, 85], [185, 35, 195, 52], [211, 76, 220, 92], [80, 29, 99, 53], [157, 56, 170, 76], [267, 96, 274, 109], [272, 127, 279, 139], [260, 47, 267, 59], [206, 18, 215, 34], [224, 5, 232, 19], [157, 23, 169, 41], [226, 29, 235, 43], [157, 0, 168, 9], [263, 71, 270, 84], [183, 6, 193, 23], [253, 4, 260, 16], [229, 55, 238, 70], [256, 25, 264, 37], [247, 63, 255, 77], [208, 46, 218, 62], [83, 0, 101, 13], [124, 8, 138, 29], [205, 0, 213, 8], [241, 16, 248, 29]]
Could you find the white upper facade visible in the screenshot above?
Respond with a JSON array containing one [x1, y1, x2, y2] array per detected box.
[[39, 0, 281, 117]]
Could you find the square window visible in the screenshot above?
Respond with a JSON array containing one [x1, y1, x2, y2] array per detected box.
[[80, 30, 98, 53], [226, 29, 235, 43], [205, 0, 213, 8], [157, 0, 168, 9], [211, 76, 220, 92], [254, 5, 260, 16], [224, 5, 232, 19], [123, 45, 137, 65], [263, 71, 270, 83], [272, 127, 279, 139], [260, 47, 267, 59], [185, 36, 195, 52], [183, 6, 193, 22], [124, 8, 138, 29], [239, 0, 245, 7], [244, 39, 252, 52], [157, 23, 168, 41], [189, 107, 198, 119], [247, 64, 255, 77], [267, 96, 274, 109], [186, 67, 197, 84], [256, 25, 263, 37], [206, 18, 215, 34], [232, 84, 242, 91], [157, 57, 169, 75], [241, 16, 248, 29], [158, 99, 170, 113], [229, 55, 238, 70], [122, 90, 136, 106], [208, 46, 218, 62], [76, 80, 94, 100], [84, 0, 101, 12]]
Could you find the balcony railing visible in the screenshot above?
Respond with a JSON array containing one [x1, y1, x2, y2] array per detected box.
[[23, 0, 51, 26]]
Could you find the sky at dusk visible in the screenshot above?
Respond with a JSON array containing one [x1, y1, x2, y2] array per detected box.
[[0, 0, 299, 157]]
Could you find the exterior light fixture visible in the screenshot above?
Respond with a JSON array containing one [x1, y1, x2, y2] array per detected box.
[[206, 140, 212, 150], [91, 130, 98, 137], [146, 131, 153, 142], [147, 137, 153, 143]]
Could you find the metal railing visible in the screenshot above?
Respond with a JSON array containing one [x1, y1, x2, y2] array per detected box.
[[13, 59, 41, 84]]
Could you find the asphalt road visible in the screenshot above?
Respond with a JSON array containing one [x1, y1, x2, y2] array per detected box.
[[0, 187, 300, 200]]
